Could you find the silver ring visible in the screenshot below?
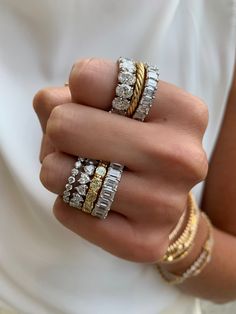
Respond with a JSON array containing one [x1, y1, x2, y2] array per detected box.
[[62, 157, 84, 204], [91, 163, 124, 219], [63, 158, 98, 209], [132, 63, 159, 121], [111, 57, 136, 115], [70, 159, 98, 209]]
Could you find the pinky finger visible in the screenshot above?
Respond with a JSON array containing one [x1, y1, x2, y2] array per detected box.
[[39, 134, 55, 163], [53, 196, 136, 261]]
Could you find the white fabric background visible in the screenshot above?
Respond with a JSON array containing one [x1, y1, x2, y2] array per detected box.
[[0, 0, 235, 313]]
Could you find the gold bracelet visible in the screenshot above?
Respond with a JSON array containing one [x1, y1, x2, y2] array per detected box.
[[157, 212, 214, 284], [127, 62, 146, 117], [82, 162, 108, 214], [161, 193, 200, 263], [169, 209, 187, 241]]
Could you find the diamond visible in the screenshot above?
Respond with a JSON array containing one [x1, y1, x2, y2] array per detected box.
[[83, 203, 93, 212], [75, 161, 82, 169], [104, 177, 117, 190], [101, 189, 115, 200], [90, 194, 97, 203], [108, 168, 121, 179], [97, 198, 110, 209], [75, 184, 88, 196], [65, 183, 73, 191], [118, 72, 136, 85], [71, 193, 84, 203], [63, 190, 70, 197], [140, 104, 150, 113], [95, 166, 107, 177], [146, 78, 157, 89], [112, 97, 130, 111], [71, 168, 79, 176], [78, 173, 90, 184], [84, 164, 95, 176], [116, 84, 133, 98], [147, 70, 159, 81], [63, 196, 69, 203], [68, 176, 75, 184], [119, 59, 136, 73], [111, 163, 123, 171], [145, 63, 159, 72], [141, 95, 152, 106], [133, 111, 146, 121], [143, 87, 154, 98], [70, 200, 82, 209], [90, 179, 102, 190]]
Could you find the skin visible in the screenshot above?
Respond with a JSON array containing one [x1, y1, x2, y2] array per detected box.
[[33, 58, 236, 303]]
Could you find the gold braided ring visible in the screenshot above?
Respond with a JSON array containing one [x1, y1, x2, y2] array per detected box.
[[127, 62, 146, 117]]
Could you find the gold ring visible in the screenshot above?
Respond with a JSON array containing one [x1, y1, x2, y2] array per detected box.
[[127, 62, 146, 117], [82, 162, 108, 214]]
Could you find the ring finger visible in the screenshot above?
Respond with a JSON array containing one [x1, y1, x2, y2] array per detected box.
[[40, 151, 166, 223]]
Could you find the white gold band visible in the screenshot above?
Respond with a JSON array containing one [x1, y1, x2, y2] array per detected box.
[[111, 57, 136, 115], [91, 163, 124, 219], [132, 64, 159, 121]]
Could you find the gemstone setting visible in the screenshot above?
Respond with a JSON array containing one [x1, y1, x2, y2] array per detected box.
[[116, 84, 133, 98]]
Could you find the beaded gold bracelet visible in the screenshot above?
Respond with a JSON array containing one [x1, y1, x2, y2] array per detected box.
[[168, 209, 187, 242], [157, 212, 214, 284], [161, 193, 200, 263]]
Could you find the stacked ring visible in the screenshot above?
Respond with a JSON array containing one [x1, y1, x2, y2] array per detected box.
[[111, 57, 136, 115], [132, 63, 159, 121], [127, 62, 146, 117], [63, 57, 160, 219], [92, 163, 124, 219], [82, 161, 108, 214], [63, 157, 85, 204]]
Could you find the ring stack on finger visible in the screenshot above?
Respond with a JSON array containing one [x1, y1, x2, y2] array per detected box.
[[63, 57, 159, 219]]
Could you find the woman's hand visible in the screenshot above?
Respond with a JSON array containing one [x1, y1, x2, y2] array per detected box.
[[33, 58, 208, 263]]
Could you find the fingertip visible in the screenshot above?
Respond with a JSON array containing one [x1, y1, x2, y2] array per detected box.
[[69, 57, 94, 100]]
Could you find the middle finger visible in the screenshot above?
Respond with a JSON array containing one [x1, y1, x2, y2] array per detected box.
[[46, 102, 151, 170]]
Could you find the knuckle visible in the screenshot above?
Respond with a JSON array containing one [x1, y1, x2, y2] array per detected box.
[[146, 191, 185, 226], [130, 232, 168, 263], [142, 127, 208, 184], [189, 96, 209, 132], [40, 153, 55, 191], [46, 104, 66, 142], [33, 88, 53, 115], [130, 236, 159, 263], [180, 145, 208, 183]]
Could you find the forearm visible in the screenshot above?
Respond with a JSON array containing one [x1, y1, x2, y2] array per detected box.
[[159, 214, 236, 303]]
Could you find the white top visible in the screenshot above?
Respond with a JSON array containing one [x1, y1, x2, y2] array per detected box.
[[0, 1, 235, 313]]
